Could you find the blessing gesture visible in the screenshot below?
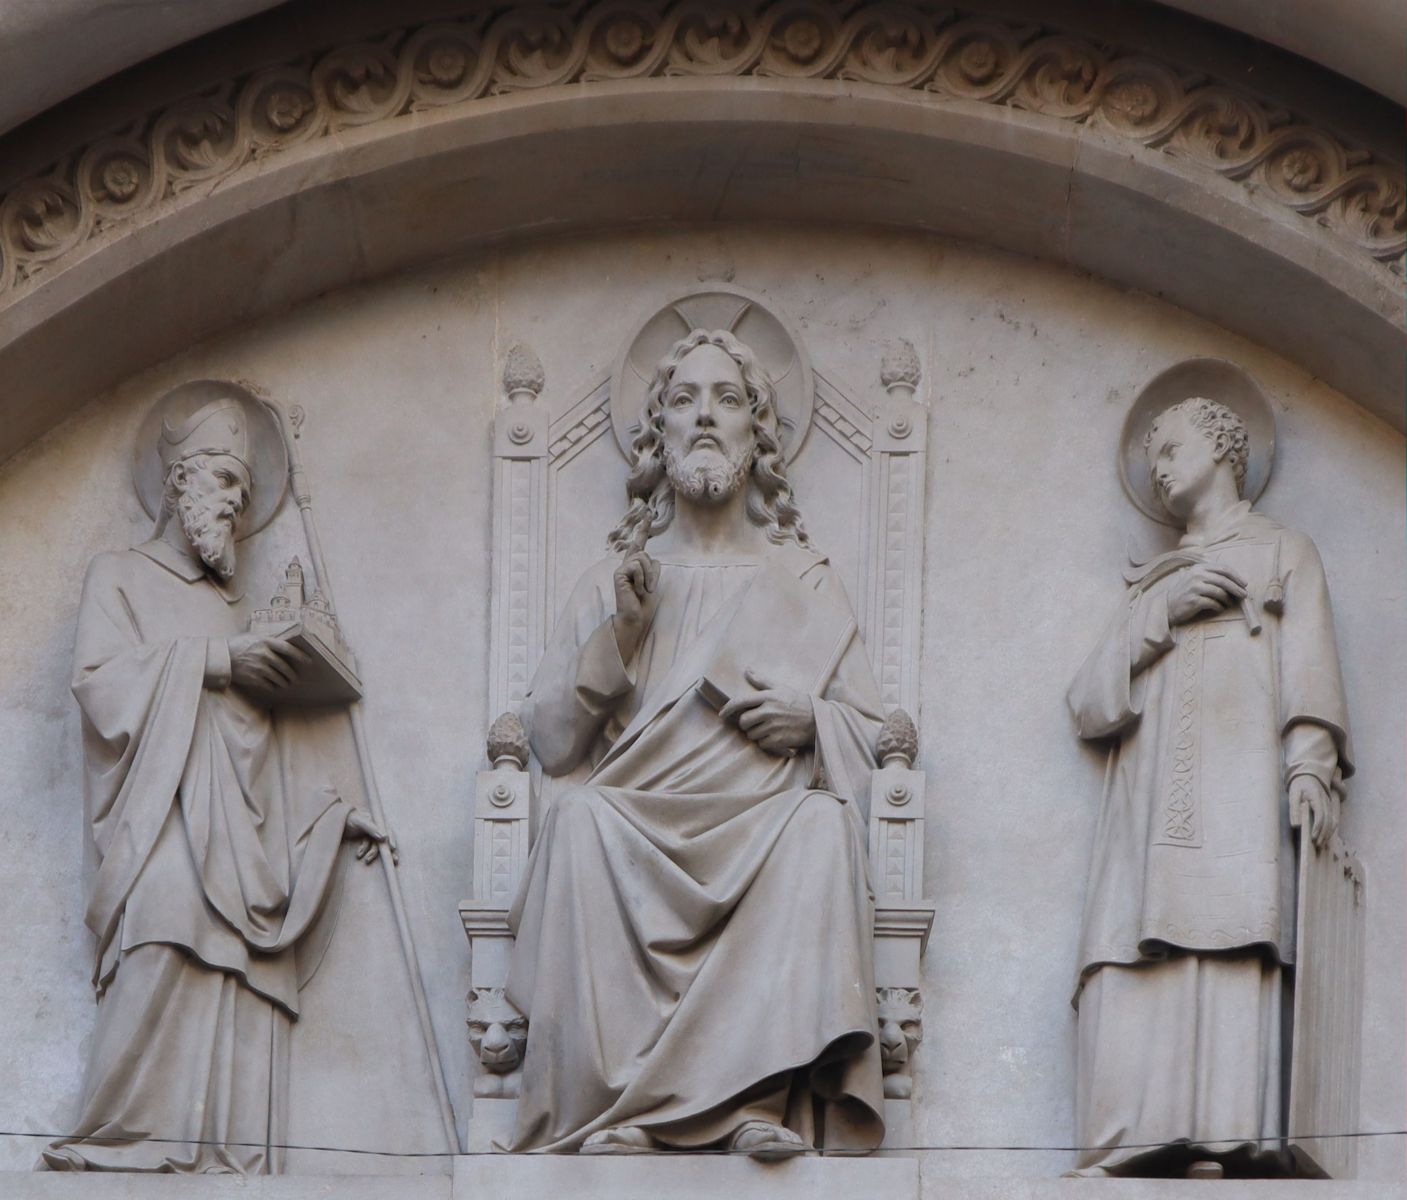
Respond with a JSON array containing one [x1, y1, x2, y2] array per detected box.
[[612, 543, 660, 662]]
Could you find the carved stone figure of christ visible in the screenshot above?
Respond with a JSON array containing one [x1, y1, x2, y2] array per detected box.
[[1066, 395, 1352, 1179], [44, 382, 391, 1174], [504, 330, 887, 1158]]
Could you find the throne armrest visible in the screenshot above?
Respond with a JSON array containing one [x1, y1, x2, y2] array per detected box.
[[870, 709, 935, 1112], [460, 713, 534, 1127]]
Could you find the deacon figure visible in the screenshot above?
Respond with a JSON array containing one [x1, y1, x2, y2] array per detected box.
[[1067, 394, 1352, 1178], [44, 381, 389, 1174], [505, 330, 887, 1158]]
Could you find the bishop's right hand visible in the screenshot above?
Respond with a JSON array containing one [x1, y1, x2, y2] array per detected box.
[[228, 631, 313, 697], [612, 547, 660, 663], [1166, 563, 1247, 626]]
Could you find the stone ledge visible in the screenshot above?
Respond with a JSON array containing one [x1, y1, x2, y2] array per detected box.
[[923, 1183, 1405, 1199], [1, 1165, 1402, 1197], [0, 1173, 451, 1198], [0, 1176, 450, 1192], [452, 1153, 919, 1199]]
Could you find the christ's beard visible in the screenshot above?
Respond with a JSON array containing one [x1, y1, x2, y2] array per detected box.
[[177, 489, 238, 580], [664, 441, 751, 506]]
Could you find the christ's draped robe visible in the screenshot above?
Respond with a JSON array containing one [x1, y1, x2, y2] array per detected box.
[[44, 539, 352, 1173], [505, 540, 886, 1152], [1067, 501, 1352, 1175]]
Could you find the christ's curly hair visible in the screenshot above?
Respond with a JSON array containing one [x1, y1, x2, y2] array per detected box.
[[1146, 396, 1250, 497], [607, 329, 810, 551]]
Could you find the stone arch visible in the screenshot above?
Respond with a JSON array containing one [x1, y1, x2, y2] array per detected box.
[[0, 2, 1401, 462]]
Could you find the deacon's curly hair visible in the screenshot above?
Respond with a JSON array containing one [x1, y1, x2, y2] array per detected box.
[[607, 329, 810, 551], [1146, 396, 1250, 497]]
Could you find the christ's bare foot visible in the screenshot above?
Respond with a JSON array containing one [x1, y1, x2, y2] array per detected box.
[[580, 1126, 655, 1155], [729, 1120, 809, 1162]]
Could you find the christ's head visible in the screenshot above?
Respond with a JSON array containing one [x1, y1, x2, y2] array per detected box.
[[162, 453, 251, 579], [608, 329, 809, 550], [1144, 396, 1248, 524]]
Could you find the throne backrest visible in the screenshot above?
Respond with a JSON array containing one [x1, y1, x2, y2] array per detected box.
[[486, 287, 929, 724], [474, 288, 930, 912]]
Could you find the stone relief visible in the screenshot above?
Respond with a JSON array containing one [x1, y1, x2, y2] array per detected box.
[[877, 987, 924, 1100], [0, 0, 1401, 301], [18, 273, 1374, 1184], [467, 987, 528, 1100], [461, 288, 939, 1159], [505, 326, 889, 1159], [42, 381, 396, 1174], [1066, 360, 1363, 1180]]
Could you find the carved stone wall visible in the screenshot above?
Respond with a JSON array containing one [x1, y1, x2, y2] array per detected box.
[[0, 224, 1400, 1186], [0, 0, 1401, 476], [2, 0, 1401, 301]]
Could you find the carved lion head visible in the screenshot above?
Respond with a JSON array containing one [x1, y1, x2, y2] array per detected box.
[[877, 986, 923, 1073], [467, 986, 527, 1074]]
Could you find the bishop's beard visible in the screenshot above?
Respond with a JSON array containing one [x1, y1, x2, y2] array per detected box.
[[176, 488, 238, 580], [663, 440, 752, 506]]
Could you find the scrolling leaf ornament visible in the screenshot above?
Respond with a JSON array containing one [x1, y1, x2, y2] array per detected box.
[[0, 0, 1401, 299]]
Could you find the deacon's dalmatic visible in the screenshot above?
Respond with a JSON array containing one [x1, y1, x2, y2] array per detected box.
[[1067, 377, 1352, 1180]]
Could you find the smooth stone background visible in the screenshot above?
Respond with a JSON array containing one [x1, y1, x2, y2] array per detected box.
[[0, 224, 1400, 1182]]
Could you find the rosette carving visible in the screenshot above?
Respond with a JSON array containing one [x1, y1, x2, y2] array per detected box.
[[78, 139, 156, 216], [1096, 65, 1175, 133], [406, 23, 492, 107], [931, 24, 1021, 96], [242, 70, 322, 148], [758, 8, 843, 76], [0, 0, 1401, 300], [583, 5, 668, 78]]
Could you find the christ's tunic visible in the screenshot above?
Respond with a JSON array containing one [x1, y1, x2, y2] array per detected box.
[[44, 540, 351, 1173], [1067, 502, 1352, 1174], [506, 540, 886, 1153]]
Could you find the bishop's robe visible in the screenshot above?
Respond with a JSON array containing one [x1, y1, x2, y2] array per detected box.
[[1066, 501, 1352, 1175], [44, 540, 352, 1174], [505, 540, 886, 1153]]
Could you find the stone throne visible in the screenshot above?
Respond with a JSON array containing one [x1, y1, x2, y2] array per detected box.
[[458, 287, 936, 1153]]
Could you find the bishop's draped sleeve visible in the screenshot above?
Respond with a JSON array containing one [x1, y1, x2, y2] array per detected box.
[[74, 553, 221, 954], [521, 560, 636, 776], [1067, 584, 1176, 741]]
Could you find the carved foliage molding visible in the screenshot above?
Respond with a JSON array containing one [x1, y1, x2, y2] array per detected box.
[[0, 0, 1401, 298]]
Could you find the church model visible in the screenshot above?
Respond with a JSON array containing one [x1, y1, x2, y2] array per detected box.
[[250, 558, 363, 707]]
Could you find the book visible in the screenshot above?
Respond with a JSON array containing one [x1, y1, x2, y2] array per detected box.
[[248, 558, 364, 708], [696, 561, 856, 715]]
